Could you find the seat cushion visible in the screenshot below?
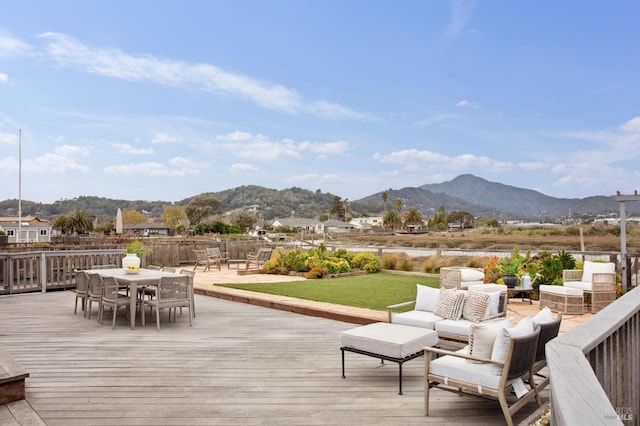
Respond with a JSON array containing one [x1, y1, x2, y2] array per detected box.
[[429, 349, 502, 390], [341, 323, 438, 359], [392, 310, 443, 329], [435, 318, 474, 337], [563, 281, 592, 291]]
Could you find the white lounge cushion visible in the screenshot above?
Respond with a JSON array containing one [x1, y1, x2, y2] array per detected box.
[[563, 281, 593, 291], [392, 310, 443, 329], [341, 322, 438, 359], [429, 349, 502, 389], [490, 316, 534, 375], [467, 284, 506, 316], [532, 306, 554, 325], [581, 261, 615, 282], [541, 284, 583, 295], [415, 284, 440, 312], [460, 268, 485, 282], [460, 279, 483, 289], [435, 318, 475, 337]]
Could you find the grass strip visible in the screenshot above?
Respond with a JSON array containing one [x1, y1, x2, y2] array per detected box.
[[217, 272, 439, 311]]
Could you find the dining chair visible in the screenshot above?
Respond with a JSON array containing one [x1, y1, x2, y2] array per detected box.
[[92, 264, 117, 269], [180, 269, 196, 318], [147, 265, 162, 271], [74, 270, 90, 315], [141, 275, 191, 331], [99, 275, 132, 330], [86, 272, 103, 320], [161, 267, 176, 273]]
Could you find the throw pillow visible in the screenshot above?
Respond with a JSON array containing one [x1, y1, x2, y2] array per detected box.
[[462, 291, 491, 322], [490, 316, 535, 375], [433, 288, 465, 320], [467, 318, 513, 363], [415, 284, 440, 312], [532, 306, 554, 326]]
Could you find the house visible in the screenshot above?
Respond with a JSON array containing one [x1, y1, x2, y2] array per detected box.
[[271, 217, 318, 233], [349, 216, 383, 231], [314, 219, 355, 234], [122, 222, 170, 237], [0, 216, 52, 243]]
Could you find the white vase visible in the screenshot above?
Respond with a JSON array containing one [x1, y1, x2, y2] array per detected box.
[[122, 253, 141, 274]]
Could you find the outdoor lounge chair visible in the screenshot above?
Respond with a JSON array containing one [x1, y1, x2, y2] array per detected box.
[[424, 324, 542, 426], [531, 312, 562, 393], [193, 249, 212, 272], [246, 248, 273, 270], [206, 247, 228, 270], [562, 261, 616, 313]]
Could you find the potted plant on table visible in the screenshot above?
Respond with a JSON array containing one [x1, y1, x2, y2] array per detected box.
[[123, 240, 150, 274], [495, 247, 528, 288]]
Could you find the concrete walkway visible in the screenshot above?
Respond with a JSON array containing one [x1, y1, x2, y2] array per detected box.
[[184, 266, 591, 332]]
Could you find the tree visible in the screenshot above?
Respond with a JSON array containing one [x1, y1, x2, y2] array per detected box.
[[381, 191, 388, 211], [52, 215, 72, 235], [186, 194, 223, 225], [392, 198, 404, 212], [69, 210, 94, 234], [402, 207, 424, 227], [428, 205, 448, 231], [448, 211, 475, 229], [230, 210, 255, 232], [161, 205, 187, 229], [95, 221, 114, 235], [122, 209, 147, 224], [383, 209, 402, 229], [329, 195, 345, 220]]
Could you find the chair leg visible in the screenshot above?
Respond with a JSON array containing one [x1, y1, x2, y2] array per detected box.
[[156, 305, 161, 331], [497, 390, 514, 426]]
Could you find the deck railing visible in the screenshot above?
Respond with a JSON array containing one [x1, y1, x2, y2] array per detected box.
[[0, 249, 125, 294], [547, 286, 640, 425]]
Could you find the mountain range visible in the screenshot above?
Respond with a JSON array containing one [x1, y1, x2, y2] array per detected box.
[[0, 174, 625, 223]]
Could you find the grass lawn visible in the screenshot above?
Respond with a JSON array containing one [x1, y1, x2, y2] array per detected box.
[[217, 272, 439, 311]]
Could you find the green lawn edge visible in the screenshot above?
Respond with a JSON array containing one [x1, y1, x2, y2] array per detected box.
[[216, 272, 440, 311]]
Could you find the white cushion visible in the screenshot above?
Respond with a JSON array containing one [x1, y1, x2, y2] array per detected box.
[[392, 310, 443, 330], [490, 316, 534, 375], [460, 279, 483, 289], [467, 284, 506, 316], [540, 284, 583, 295], [415, 284, 440, 312], [435, 318, 474, 337], [581, 261, 615, 282], [341, 323, 438, 359], [460, 268, 485, 282], [433, 288, 465, 320], [468, 318, 513, 362], [462, 292, 490, 322], [429, 349, 502, 389], [532, 306, 554, 325], [563, 281, 592, 291]]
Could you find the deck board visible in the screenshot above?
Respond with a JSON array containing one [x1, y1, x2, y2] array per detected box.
[[0, 291, 547, 425]]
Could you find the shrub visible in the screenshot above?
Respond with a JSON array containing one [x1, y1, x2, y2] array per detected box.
[[305, 266, 327, 279], [351, 252, 380, 273]]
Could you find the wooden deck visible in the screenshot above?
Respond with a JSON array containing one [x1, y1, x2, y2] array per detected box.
[[0, 291, 547, 425]]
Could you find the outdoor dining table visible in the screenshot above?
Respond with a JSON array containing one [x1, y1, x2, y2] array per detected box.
[[88, 268, 188, 330]]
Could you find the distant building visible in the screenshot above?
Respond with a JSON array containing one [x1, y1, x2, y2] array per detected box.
[[122, 222, 170, 237], [315, 219, 355, 234], [271, 217, 318, 232], [0, 216, 52, 243], [349, 216, 383, 231]]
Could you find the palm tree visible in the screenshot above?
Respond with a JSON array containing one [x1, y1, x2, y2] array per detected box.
[[69, 210, 94, 235], [392, 198, 404, 212], [381, 191, 388, 211], [52, 215, 72, 235], [402, 207, 424, 227], [383, 209, 402, 230]]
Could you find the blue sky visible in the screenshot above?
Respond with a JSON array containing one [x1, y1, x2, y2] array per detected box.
[[1, 1, 639, 204]]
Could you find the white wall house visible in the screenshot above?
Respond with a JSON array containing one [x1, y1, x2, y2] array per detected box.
[[0, 216, 52, 243], [349, 216, 384, 231], [271, 217, 318, 232]]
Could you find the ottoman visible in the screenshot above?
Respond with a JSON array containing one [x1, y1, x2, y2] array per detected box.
[[539, 285, 584, 314], [340, 322, 438, 394]]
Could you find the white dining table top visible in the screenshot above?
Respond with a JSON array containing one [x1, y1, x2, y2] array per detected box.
[[88, 268, 184, 284]]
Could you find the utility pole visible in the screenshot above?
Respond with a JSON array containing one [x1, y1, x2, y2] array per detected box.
[[18, 129, 22, 244]]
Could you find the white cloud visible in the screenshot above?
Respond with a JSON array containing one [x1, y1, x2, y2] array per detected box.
[[415, 114, 455, 127], [104, 161, 200, 176], [217, 131, 252, 141], [621, 116, 640, 133], [286, 173, 343, 185], [151, 132, 180, 144], [24, 153, 90, 173], [517, 161, 547, 171], [0, 73, 8, 83], [54, 145, 90, 157], [0, 32, 32, 57], [455, 100, 479, 108], [230, 163, 260, 173], [113, 143, 153, 155], [299, 140, 351, 155], [168, 156, 208, 171], [442, 0, 474, 40], [0, 132, 17, 145], [36, 32, 369, 119], [372, 149, 512, 172]]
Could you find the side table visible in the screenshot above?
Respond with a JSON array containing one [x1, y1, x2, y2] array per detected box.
[[508, 286, 532, 304]]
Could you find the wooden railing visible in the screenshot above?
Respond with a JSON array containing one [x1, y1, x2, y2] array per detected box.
[[0, 249, 125, 295], [547, 286, 640, 425]]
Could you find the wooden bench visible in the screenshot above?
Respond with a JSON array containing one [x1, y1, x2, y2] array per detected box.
[[0, 350, 29, 405]]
